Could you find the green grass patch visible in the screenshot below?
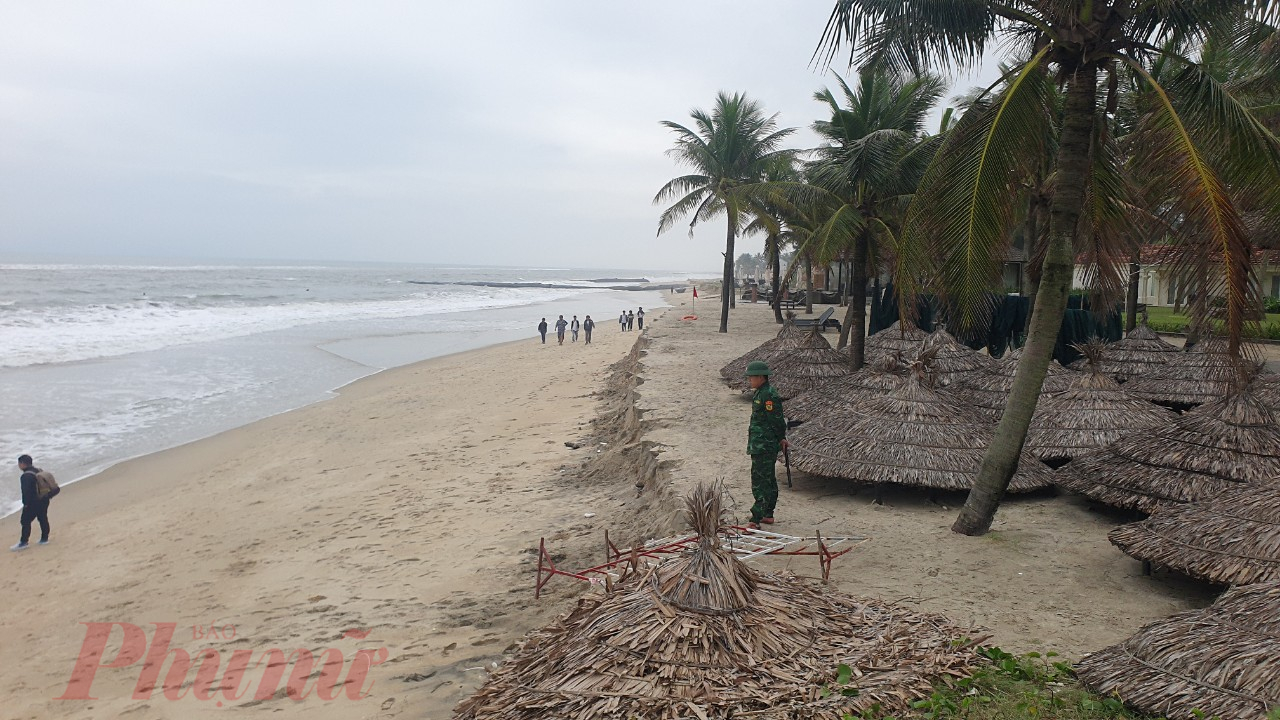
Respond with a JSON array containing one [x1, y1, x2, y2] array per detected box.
[[1143, 306, 1280, 340], [826, 647, 1280, 720]]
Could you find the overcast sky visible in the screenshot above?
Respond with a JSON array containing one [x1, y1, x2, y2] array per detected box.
[[0, 1, 1000, 272]]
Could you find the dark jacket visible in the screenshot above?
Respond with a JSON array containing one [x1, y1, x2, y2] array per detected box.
[[537, 321, 548, 333], [20, 469, 40, 507], [584, 319, 594, 332], [747, 383, 787, 455]]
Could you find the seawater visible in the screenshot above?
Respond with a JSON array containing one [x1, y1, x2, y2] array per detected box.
[[0, 259, 685, 516]]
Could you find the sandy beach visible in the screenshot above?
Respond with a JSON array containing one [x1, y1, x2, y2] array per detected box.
[[0, 315, 666, 720], [4, 293, 1271, 719]]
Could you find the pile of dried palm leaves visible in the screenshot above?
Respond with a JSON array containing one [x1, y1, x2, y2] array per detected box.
[[1024, 342, 1177, 467], [1075, 582, 1280, 719], [788, 362, 1055, 493], [947, 347, 1077, 420], [1057, 390, 1280, 513], [720, 320, 811, 389], [454, 484, 984, 720], [1124, 336, 1264, 408], [1067, 317, 1180, 383], [1109, 482, 1280, 586], [784, 353, 908, 423]]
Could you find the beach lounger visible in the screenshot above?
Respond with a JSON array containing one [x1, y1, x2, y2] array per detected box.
[[792, 307, 840, 332]]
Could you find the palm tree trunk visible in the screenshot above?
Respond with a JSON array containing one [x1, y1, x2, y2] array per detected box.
[[953, 67, 1097, 536], [1022, 200, 1042, 334], [804, 254, 814, 314], [770, 234, 784, 324], [719, 221, 735, 333], [847, 233, 870, 370], [1125, 253, 1140, 333]]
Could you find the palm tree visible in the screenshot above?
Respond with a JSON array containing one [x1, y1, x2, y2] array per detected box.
[[655, 92, 796, 333], [808, 70, 945, 367], [818, 1, 1280, 534]]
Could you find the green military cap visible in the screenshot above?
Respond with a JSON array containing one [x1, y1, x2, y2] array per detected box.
[[745, 360, 770, 376]]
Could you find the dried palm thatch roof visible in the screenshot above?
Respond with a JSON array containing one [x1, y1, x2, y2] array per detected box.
[[767, 343, 853, 400], [946, 348, 1077, 419], [1109, 483, 1280, 586], [921, 328, 995, 387], [1252, 373, 1280, 411], [865, 321, 929, 362], [453, 484, 984, 720], [1057, 391, 1280, 513], [1024, 342, 1178, 466], [1123, 336, 1263, 407], [785, 353, 909, 424], [719, 320, 814, 388], [1067, 319, 1181, 383], [788, 370, 1055, 493], [1075, 582, 1280, 720]]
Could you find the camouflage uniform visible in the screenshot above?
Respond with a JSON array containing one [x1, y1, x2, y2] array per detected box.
[[747, 381, 786, 523]]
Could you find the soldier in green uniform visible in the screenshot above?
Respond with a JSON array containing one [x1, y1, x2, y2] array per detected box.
[[744, 360, 787, 528]]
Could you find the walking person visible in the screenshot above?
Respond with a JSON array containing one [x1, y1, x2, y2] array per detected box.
[[570, 315, 580, 343], [627, 310, 635, 331], [619, 311, 627, 332], [555, 315, 568, 345], [12, 455, 54, 551], [637, 307, 645, 330], [583, 315, 594, 344], [743, 362, 787, 530], [537, 318, 548, 344]]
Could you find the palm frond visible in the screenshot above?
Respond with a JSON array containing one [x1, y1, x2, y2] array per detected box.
[[905, 48, 1055, 331], [814, 0, 998, 74], [1124, 58, 1264, 355]]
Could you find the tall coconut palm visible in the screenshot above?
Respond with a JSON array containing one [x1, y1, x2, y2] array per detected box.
[[752, 70, 944, 368], [818, 1, 1280, 534], [808, 70, 945, 367], [743, 156, 804, 323], [655, 92, 796, 333]]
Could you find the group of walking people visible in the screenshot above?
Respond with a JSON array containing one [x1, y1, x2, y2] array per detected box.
[[537, 306, 647, 345], [618, 307, 644, 332], [537, 315, 595, 345]]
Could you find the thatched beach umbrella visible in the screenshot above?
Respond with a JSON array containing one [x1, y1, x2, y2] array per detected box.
[[719, 320, 812, 389], [1057, 391, 1280, 513], [453, 484, 982, 720], [865, 321, 929, 361], [947, 348, 1076, 420], [1023, 343, 1178, 467], [920, 328, 994, 387], [785, 354, 908, 424], [1067, 318, 1180, 382], [1252, 373, 1280, 411], [1075, 582, 1280, 719], [1123, 336, 1263, 408], [1109, 483, 1280, 586], [788, 369, 1055, 493], [766, 342, 853, 400]]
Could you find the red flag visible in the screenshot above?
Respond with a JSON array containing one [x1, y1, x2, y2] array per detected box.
[[692, 286, 698, 298]]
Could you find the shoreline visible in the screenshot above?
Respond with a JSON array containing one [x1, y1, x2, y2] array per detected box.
[[17, 336, 530, 527]]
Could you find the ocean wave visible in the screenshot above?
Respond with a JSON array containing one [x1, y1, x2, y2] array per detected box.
[[0, 286, 584, 368]]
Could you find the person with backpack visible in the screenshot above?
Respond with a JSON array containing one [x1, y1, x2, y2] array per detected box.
[[12, 454, 55, 551], [583, 315, 595, 344]]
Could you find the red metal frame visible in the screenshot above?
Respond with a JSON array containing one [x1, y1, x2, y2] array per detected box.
[[535, 527, 862, 598]]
